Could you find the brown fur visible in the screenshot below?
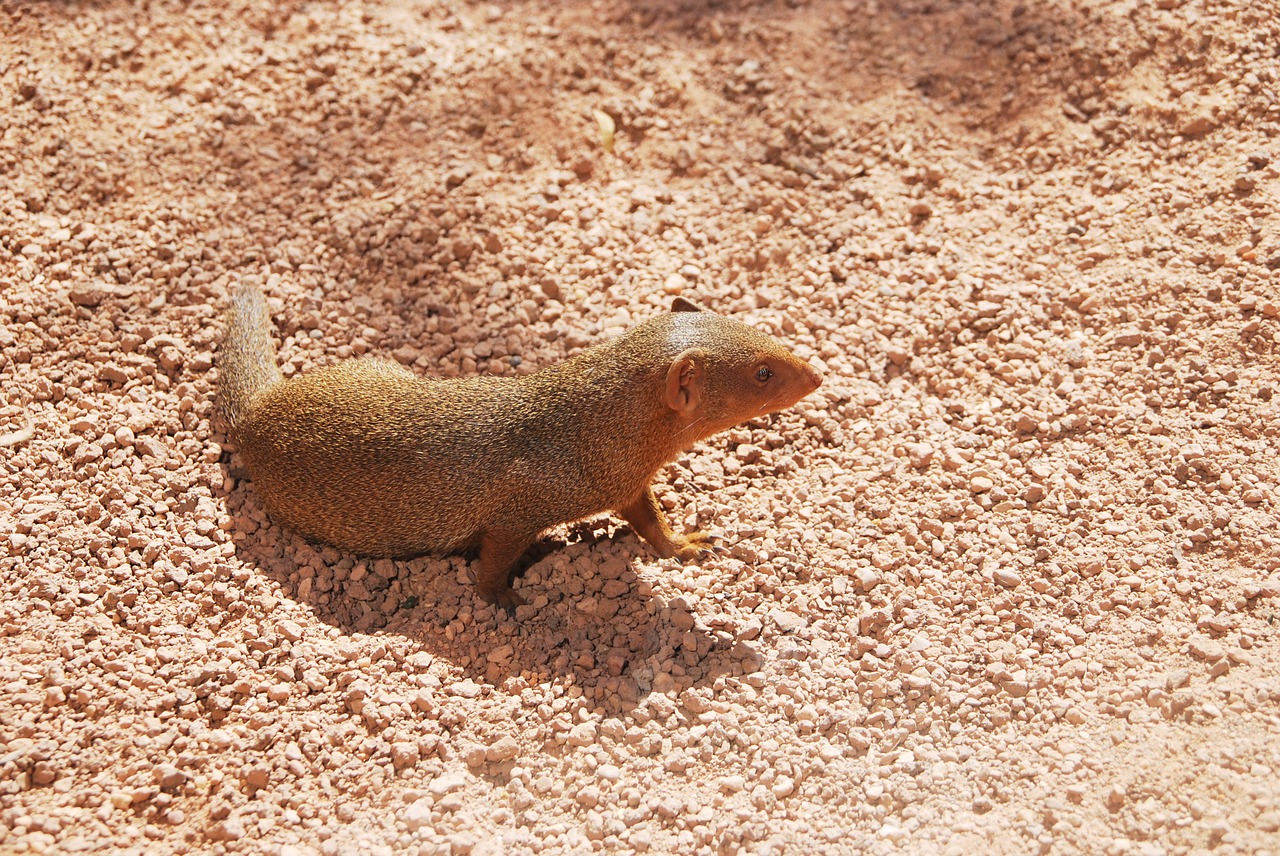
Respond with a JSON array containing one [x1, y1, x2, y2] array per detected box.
[[220, 286, 822, 611]]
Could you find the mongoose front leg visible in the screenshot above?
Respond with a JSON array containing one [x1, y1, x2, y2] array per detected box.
[[618, 486, 717, 561], [475, 529, 533, 614]]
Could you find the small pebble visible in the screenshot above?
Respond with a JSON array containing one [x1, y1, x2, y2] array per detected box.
[[992, 568, 1022, 588]]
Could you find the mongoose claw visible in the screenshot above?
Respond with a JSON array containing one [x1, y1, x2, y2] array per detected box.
[[672, 531, 719, 562]]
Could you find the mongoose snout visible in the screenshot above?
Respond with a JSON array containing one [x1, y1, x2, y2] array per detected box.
[[219, 288, 822, 613]]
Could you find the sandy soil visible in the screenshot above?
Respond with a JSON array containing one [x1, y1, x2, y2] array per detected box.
[[3, 0, 1279, 853]]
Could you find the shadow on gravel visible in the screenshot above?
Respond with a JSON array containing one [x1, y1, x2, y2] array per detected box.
[[594, 0, 1128, 134], [225, 477, 736, 717]]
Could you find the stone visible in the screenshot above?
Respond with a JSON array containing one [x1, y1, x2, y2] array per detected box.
[[404, 798, 434, 833]]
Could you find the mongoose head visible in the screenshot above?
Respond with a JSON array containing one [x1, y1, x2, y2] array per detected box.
[[661, 297, 823, 443]]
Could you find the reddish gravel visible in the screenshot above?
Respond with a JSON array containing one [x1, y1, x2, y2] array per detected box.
[[2, 0, 1279, 854]]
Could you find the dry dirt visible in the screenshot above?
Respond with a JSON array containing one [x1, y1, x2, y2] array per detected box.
[[3, 0, 1280, 854]]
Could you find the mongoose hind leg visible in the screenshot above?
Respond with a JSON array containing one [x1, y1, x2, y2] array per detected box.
[[475, 529, 534, 614], [618, 487, 722, 562]]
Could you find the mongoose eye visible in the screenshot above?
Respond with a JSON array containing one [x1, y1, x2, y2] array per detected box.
[[755, 366, 773, 383]]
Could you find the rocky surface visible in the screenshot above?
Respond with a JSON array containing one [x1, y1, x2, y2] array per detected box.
[[2, 0, 1278, 853]]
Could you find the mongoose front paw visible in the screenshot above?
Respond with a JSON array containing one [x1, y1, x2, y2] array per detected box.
[[671, 531, 722, 562]]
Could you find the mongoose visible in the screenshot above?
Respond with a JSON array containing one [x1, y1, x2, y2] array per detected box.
[[220, 286, 822, 611]]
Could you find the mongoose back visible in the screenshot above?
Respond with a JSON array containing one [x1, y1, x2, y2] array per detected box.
[[220, 286, 822, 611]]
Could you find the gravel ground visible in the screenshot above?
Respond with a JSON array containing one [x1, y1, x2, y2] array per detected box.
[[3, 0, 1279, 854]]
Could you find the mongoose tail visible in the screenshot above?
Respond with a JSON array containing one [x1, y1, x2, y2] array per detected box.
[[220, 285, 285, 430]]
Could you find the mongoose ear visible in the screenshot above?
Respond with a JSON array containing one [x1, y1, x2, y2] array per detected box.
[[665, 348, 706, 415], [671, 297, 707, 314]]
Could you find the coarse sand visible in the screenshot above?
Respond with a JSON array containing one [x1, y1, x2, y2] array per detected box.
[[2, 0, 1279, 854]]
